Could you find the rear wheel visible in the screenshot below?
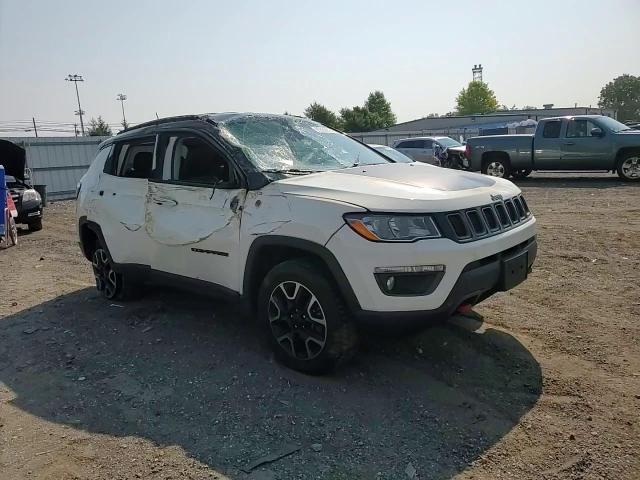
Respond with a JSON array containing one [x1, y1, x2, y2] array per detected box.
[[481, 156, 511, 178], [91, 243, 141, 301], [617, 153, 640, 182], [258, 259, 358, 374]]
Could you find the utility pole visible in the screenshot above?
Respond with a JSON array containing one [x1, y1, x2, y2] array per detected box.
[[116, 93, 128, 128], [32, 117, 38, 137], [65, 74, 85, 135]]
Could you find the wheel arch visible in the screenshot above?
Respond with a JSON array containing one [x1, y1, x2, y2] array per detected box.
[[481, 150, 512, 166], [615, 146, 640, 165], [243, 236, 361, 314], [78, 217, 109, 261]]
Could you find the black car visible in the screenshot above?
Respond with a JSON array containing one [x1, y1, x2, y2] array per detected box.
[[1, 139, 43, 231]]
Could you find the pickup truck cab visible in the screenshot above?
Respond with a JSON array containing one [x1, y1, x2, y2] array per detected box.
[[77, 113, 537, 373], [466, 115, 640, 181]]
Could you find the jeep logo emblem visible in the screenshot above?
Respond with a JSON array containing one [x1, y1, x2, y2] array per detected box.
[[491, 194, 503, 202]]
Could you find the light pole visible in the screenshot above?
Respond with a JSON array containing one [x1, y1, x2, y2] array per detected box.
[[116, 93, 128, 128], [65, 74, 85, 135]]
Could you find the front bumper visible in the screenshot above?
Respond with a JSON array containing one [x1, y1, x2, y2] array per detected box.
[[16, 200, 43, 224], [326, 215, 537, 321], [355, 236, 536, 329]]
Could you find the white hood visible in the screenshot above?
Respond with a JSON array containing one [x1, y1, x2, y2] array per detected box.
[[274, 163, 520, 212]]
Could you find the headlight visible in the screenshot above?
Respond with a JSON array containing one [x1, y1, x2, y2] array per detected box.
[[344, 213, 441, 242], [22, 189, 41, 203]]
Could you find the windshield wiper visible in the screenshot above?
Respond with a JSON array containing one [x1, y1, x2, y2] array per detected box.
[[262, 168, 320, 175]]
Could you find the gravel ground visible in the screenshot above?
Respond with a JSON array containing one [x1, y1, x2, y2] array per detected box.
[[0, 172, 638, 480]]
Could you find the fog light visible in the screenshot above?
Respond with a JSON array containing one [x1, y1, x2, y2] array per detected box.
[[386, 276, 395, 291], [374, 264, 445, 274]]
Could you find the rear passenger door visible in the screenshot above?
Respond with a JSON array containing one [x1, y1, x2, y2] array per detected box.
[[533, 120, 563, 169], [394, 139, 432, 163], [97, 135, 160, 266], [145, 132, 246, 292]]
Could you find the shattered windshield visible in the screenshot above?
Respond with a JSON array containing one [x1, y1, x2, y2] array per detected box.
[[220, 116, 392, 172]]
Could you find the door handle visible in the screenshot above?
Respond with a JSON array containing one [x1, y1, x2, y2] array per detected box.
[[150, 196, 178, 206], [563, 142, 575, 146]]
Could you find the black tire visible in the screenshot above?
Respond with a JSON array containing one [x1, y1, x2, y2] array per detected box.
[[91, 241, 141, 301], [258, 259, 358, 374], [511, 169, 532, 179], [8, 217, 18, 246], [481, 156, 511, 179], [28, 218, 43, 232], [616, 152, 640, 182]]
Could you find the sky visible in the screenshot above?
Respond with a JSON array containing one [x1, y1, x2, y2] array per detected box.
[[1, 0, 639, 135]]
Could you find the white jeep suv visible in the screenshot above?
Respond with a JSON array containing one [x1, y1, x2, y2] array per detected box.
[[76, 113, 537, 373]]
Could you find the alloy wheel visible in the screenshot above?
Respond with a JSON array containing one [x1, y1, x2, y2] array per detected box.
[[92, 248, 118, 299], [268, 281, 327, 360], [621, 156, 640, 179], [486, 161, 506, 177]]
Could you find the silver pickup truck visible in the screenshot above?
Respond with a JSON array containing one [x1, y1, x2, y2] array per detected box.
[[465, 115, 640, 181]]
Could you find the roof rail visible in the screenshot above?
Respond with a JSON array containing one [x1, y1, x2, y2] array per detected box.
[[117, 114, 214, 135]]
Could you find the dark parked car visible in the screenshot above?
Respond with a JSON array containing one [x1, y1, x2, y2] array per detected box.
[[0, 139, 43, 231]]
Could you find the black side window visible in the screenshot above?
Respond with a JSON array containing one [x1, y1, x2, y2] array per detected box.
[[104, 136, 161, 179], [423, 140, 434, 149], [168, 135, 231, 185], [542, 121, 562, 138], [566, 120, 598, 138], [398, 140, 424, 149]]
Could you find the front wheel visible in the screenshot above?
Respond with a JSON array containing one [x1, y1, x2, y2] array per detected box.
[[92, 245, 141, 301], [28, 218, 43, 232], [481, 157, 511, 178], [258, 260, 358, 374], [617, 153, 640, 181]]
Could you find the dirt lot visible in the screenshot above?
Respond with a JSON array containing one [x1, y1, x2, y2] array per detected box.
[[0, 173, 638, 480]]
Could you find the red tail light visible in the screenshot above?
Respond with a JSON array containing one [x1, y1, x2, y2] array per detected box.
[[465, 144, 471, 158]]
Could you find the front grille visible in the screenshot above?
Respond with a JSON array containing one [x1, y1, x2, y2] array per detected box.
[[447, 213, 470, 239], [440, 195, 533, 243], [466, 210, 486, 235], [504, 199, 518, 222]]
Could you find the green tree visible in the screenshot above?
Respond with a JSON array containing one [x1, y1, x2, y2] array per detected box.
[[455, 81, 499, 115], [339, 106, 373, 132], [363, 90, 396, 128], [87, 116, 113, 136], [303, 102, 342, 130], [338, 91, 397, 132], [598, 74, 640, 122]]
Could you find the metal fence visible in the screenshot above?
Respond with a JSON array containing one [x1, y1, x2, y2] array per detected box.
[[1, 136, 110, 200], [348, 128, 481, 146]]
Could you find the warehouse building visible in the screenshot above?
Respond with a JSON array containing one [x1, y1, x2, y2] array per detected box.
[[375, 106, 616, 135]]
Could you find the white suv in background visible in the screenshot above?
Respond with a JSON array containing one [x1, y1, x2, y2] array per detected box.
[[392, 136, 463, 165], [76, 113, 537, 373]]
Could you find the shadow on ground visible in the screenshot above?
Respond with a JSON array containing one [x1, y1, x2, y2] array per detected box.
[[0, 287, 541, 479]]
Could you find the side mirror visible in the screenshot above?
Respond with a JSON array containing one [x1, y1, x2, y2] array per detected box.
[[590, 127, 603, 137]]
